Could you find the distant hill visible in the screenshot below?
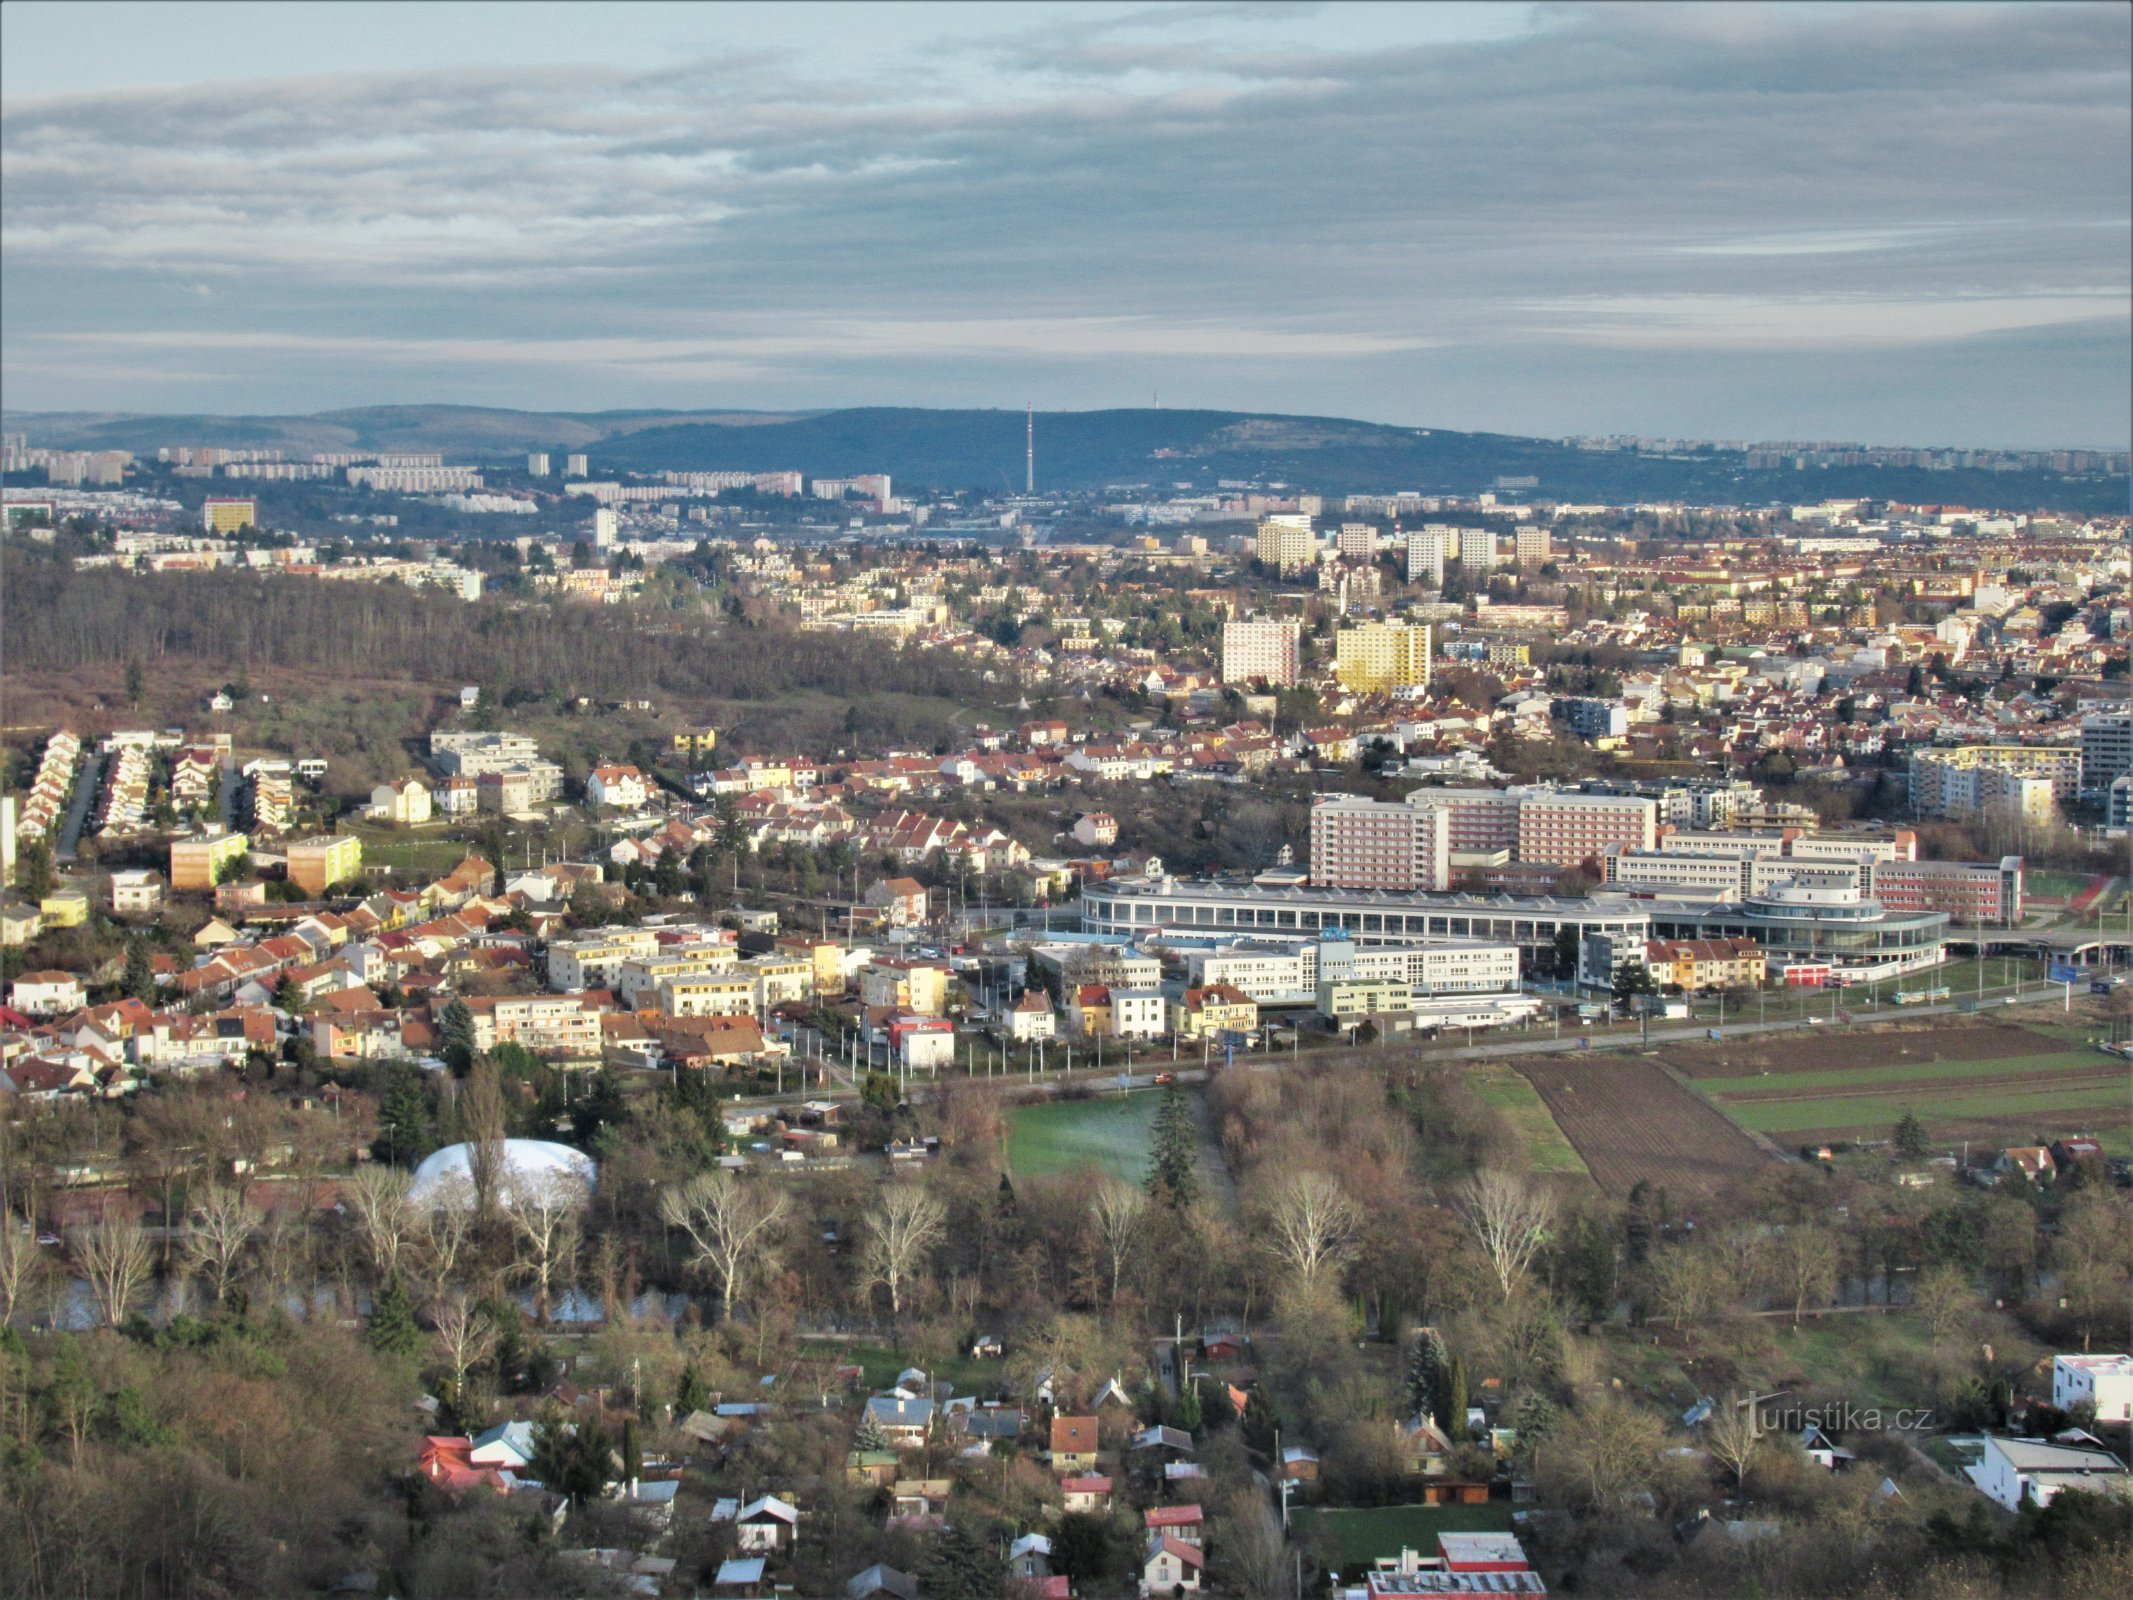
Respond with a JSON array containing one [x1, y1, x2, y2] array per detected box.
[[5, 403, 2122, 512]]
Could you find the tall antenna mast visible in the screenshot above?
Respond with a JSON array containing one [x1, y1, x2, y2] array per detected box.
[[1025, 402, 1034, 495]]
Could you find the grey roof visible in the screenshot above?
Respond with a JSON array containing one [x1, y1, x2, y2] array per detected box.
[[714, 1558, 766, 1586], [846, 1566, 919, 1600]]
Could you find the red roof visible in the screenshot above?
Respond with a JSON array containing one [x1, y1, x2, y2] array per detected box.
[[1146, 1504, 1204, 1528]]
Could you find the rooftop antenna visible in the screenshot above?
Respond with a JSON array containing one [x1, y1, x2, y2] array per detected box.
[[1025, 402, 1034, 495]]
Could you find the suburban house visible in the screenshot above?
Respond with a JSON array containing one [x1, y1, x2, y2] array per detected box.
[[1060, 1474, 1113, 1513], [859, 960, 949, 1016], [863, 877, 929, 927], [1050, 1414, 1100, 1473], [1067, 985, 1112, 1039], [2054, 1354, 2133, 1423], [863, 1395, 934, 1449], [1969, 1435, 2129, 1510], [1007, 988, 1057, 1042], [1109, 989, 1167, 1040], [1169, 983, 1258, 1041], [368, 777, 434, 825], [10, 971, 86, 1016], [109, 870, 165, 915], [1141, 1533, 1205, 1596], [733, 1495, 800, 1552], [468, 1420, 537, 1472], [587, 764, 651, 810], [1145, 1504, 1204, 1544]]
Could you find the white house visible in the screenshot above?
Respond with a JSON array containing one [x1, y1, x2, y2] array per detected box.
[[436, 775, 479, 817], [1141, 1532, 1204, 1596], [734, 1495, 800, 1552], [2054, 1354, 2133, 1423], [1970, 1434, 2129, 1511], [368, 777, 434, 826], [587, 764, 651, 810], [468, 1420, 538, 1472], [109, 869, 165, 915], [1109, 989, 1167, 1040], [1007, 989, 1056, 1042], [10, 971, 86, 1016]]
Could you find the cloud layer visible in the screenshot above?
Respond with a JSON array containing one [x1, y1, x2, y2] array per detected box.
[[3, 2, 2127, 445]]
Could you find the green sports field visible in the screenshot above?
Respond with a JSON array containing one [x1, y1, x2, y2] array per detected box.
[[1005, 1092, 1160, 1180]]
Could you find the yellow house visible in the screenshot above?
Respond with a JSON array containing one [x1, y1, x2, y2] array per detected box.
[[1170, 983, 1259, 1041], [38, 887, 90, 928], [779, 937, 850, 996], [1645, 938, 1765, 991], [671, 727, 719, 758], [858, 960, 949, 1017]]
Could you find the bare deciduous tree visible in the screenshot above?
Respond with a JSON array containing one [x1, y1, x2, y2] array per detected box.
[[416, 1174, 477, 1297], [1910, 1263, 1975, 1350], [660, 1171, 790, 1322], [182, 1186, 261, 1307], [505, 1171, 584, 1325], [1264, 1170, 1357, 1286], [460, 1062, 509, 1218], [1773, 1222, 1840, 1325], [72, 1214, 155, 1327], [1089, 1179, 1146, 1306], [429, 1291, 498, 1396], [0, 1218, 49, 1328], [345, 1165, 416, 1286], [1704, 1394, 1762, 1492], [1460, 1170, 1556, 1303], [1649, 1244, 1723, 1327], [862, 1183, 947, 1320]]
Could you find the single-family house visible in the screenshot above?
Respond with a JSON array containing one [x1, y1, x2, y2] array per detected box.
[[1050, 1414, 1100, 1473], [734, 1494, 800, 1552], [1144, 1505, 1204, 1545], [1060, 1474, 1113, 1514], [1140, 1533, 1204, 1596], [864, 1395, 934, 1449], [1007, 988, 1056, 1042], [1010, 1533, 1054, 1581], [845, 1564, 919, 1600], [2054, 1354, 2133, 1423], [1970, 1435, 2129, 1510], [10, 971, 86, 1017], [468, 1420, 538, 1473]]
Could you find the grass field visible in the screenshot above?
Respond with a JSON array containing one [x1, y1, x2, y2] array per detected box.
[[793, 1339, 1003, 1394], [1005, 1092, 1161, 1180], [1293, 1503, 1514, 1567], [2024, 870, 2104, 901], [1467, 1062, 1590, 1178], [1668, 1018, 2131, 1153], [345, 825, 475, 874]]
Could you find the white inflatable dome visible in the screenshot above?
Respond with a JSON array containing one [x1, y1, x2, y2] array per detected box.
[[408, 1139, 596, 1206]]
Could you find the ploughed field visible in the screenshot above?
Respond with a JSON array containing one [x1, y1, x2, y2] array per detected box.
[[1515, 1057, 1770, 1202], [1659, 1020, 2133, 1156]]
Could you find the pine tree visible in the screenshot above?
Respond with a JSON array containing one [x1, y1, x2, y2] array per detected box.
[[1893, 1108, 1930, 1162], [1407, 1328, 1446, 1422], [439, 999, 478, 1075], [854, 1411, 891, 1453], [1175, 1374, 1203, 1432], [367, 1276, 422, 1359], [120, 939, 155, 1004], [1144, 1080, 1199, 1209], [620, 1417, 642, 1484], [1440, 1354, 1468, 1442], [372, 1068, 433, 1167], [921, 1519, 1006, 1600], [675, 1361, 712, 1419]]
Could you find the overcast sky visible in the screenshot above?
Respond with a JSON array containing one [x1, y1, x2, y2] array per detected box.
[[2, 1, 2127, 447]]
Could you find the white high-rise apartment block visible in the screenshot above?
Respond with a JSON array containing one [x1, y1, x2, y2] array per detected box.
[[1461, 530, 1500, 574], [2080, 712, 2132, 792], [1221, 619, 1302, 686], [1336, 522, 1377, 559], [566, 453, 589, 478], [527, 453, 551, 476], [1308, 795, 1451, 891], [1256, 513, 1317, 575], [1516, 526, 1553, 567], [1406, 525, 1455, 586], [593, 508, 619, 549]]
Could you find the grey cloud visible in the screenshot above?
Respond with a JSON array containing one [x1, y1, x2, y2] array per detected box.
[[1, 2, 2125, 443]]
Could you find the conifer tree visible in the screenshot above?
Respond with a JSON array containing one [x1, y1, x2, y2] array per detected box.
[[1144, 1080, 1199, 1209]]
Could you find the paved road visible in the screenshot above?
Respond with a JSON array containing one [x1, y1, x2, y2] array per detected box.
[[216, 760, 241, 833], [726, 984, 2100, 1116], [53, 751, 103, 863]]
